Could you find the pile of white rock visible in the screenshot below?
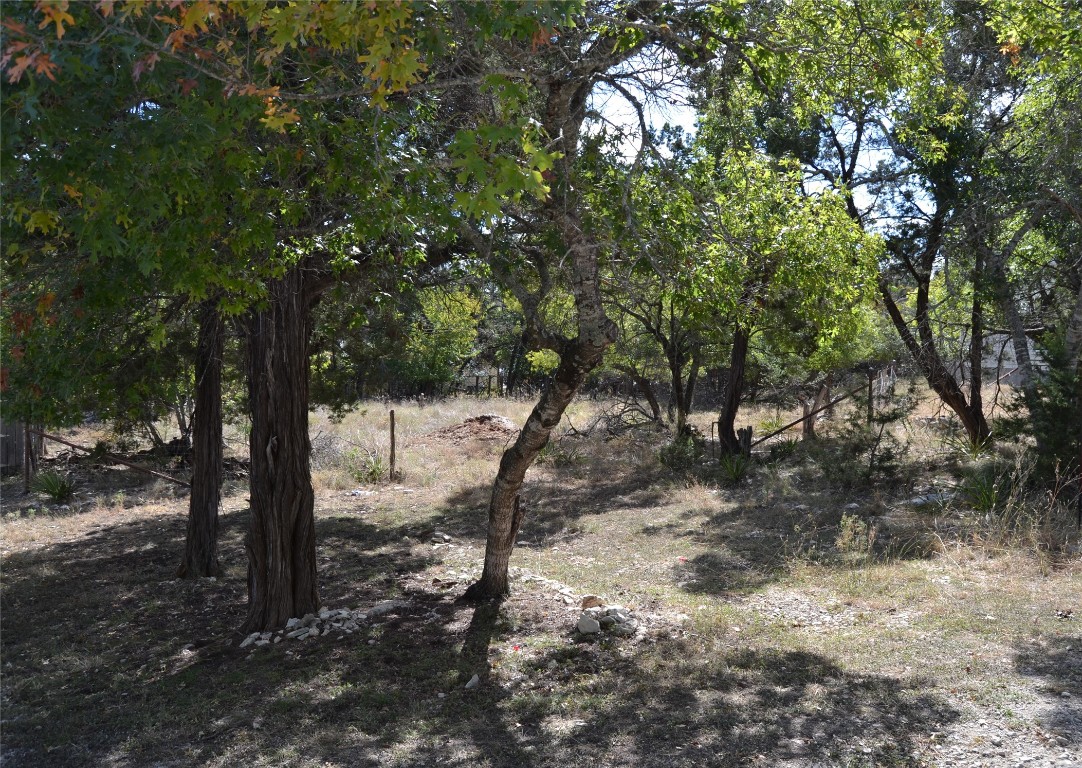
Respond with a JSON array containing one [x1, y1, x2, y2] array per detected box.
[[576, 596, 639, 638], [238, 600, 409, 649]]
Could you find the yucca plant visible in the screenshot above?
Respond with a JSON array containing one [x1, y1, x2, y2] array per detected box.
[[31, 470, 75, 503]]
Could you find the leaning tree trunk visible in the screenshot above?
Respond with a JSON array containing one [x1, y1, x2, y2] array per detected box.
[[879, 276, 990, 443], [177, 300, 224, 579], [242, 266, 321, 632], [464, 337, 608, 600], [717, 327, 749, 454]]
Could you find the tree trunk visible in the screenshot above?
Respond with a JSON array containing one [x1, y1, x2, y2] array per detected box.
[[465, 338, 608, 600], [968, 252, 985, 422], [242, 266, 321, 632], [177, 300, 224, 579], [616, 364, 662, 421], [878, 276, 990, 443], [1064, 281, 1082, 377], [684, 352, 701, 419], [667, 340, 687, 434], [717, 327, 749, 454]]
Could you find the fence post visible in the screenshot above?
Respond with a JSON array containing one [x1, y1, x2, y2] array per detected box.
[[389, 409, 396, 481], [867, 370, 875, 425], [22, 422, 31, 493]]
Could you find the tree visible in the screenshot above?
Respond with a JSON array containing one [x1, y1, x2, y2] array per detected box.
[[3, 0, 573, 629]]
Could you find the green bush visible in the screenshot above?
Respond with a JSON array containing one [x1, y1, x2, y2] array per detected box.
[[659, 437, 700, 472], [718, 451, 752, 484], [348, 450, 388, 484]]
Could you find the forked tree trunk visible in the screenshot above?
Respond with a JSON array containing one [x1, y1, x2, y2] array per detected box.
[[177, 300, 223, 579], [717, 327, 749, 453], [615, 364, 662, 422], [242, 266, 321, 632], [878, 276, 990, 443], [464, 338, 608, 600]]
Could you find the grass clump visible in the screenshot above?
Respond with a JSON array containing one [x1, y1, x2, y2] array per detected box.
[[835, 512, 877, 559], [348, 449, 389, 484]]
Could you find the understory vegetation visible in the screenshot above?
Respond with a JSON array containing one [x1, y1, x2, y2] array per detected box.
[[1, 2, 1080, 766], [2, 390, 1079, 767]]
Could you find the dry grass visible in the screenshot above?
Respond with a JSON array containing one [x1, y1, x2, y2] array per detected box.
[[1, 390, 1080, 767]]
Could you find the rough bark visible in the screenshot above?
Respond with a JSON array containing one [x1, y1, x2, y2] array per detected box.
[[717, 327, 749, 454], [177, 300, 223, 579], [242, 265, 322, 632]]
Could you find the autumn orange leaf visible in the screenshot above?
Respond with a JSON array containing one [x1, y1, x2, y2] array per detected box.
[[0, 18, 28, 35], [36, 1, 75, 40]]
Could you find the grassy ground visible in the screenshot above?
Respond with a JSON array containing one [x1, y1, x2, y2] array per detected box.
[[1, 394, 1079, 767]]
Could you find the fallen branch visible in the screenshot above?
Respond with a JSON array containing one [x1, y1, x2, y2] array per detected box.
[[748, 384, 866, 449], [30, 430, 191, 488]]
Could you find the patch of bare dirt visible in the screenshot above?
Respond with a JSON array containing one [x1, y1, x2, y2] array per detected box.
[[427, 414, 518, 444]]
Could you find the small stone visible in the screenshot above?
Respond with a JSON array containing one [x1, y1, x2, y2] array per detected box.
[[319, 608, 333, 620], [845, 503, 860, 510], [368, 639, 377, 645], [464, 674, 480, 690], [239, 632, 260, 648], [255, 639, 270, 646], [301, 613, 317, 626], [286, 617, 302, 630], [438, 692, 446, 699], [581, 595, 604, 609], [287, 627, 309, 639], [1061, 691, 1072, 698], [578, 614, 601, 634], [273, 636, 282, 644], [307, 626, 320, 638], [367, 600, 408, 618], [260, 632, 272, 641]]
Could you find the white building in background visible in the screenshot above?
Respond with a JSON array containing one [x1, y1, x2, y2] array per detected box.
[[979, 332, 1047, 387]]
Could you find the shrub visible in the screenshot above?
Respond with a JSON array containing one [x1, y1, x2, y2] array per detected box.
[[718, 451, 752, 484], [348, 449, 388, 484], [835, 512, 876, 557], [31, 470, 75, 503], [659, 437, 700, 472]]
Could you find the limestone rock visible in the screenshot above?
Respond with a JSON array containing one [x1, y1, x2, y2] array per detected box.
[[578, 614, 602, 634]]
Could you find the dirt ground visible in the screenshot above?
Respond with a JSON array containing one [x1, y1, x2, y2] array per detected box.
[[1, 400, 1079, 767]]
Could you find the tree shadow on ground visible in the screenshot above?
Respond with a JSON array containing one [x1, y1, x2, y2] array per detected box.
[[1013, 633, 1082, 744], [0, 506, 441, 767], [436, 466, 674, 547], [650, 483, 944, 598], [1, 501, 957, 768]]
